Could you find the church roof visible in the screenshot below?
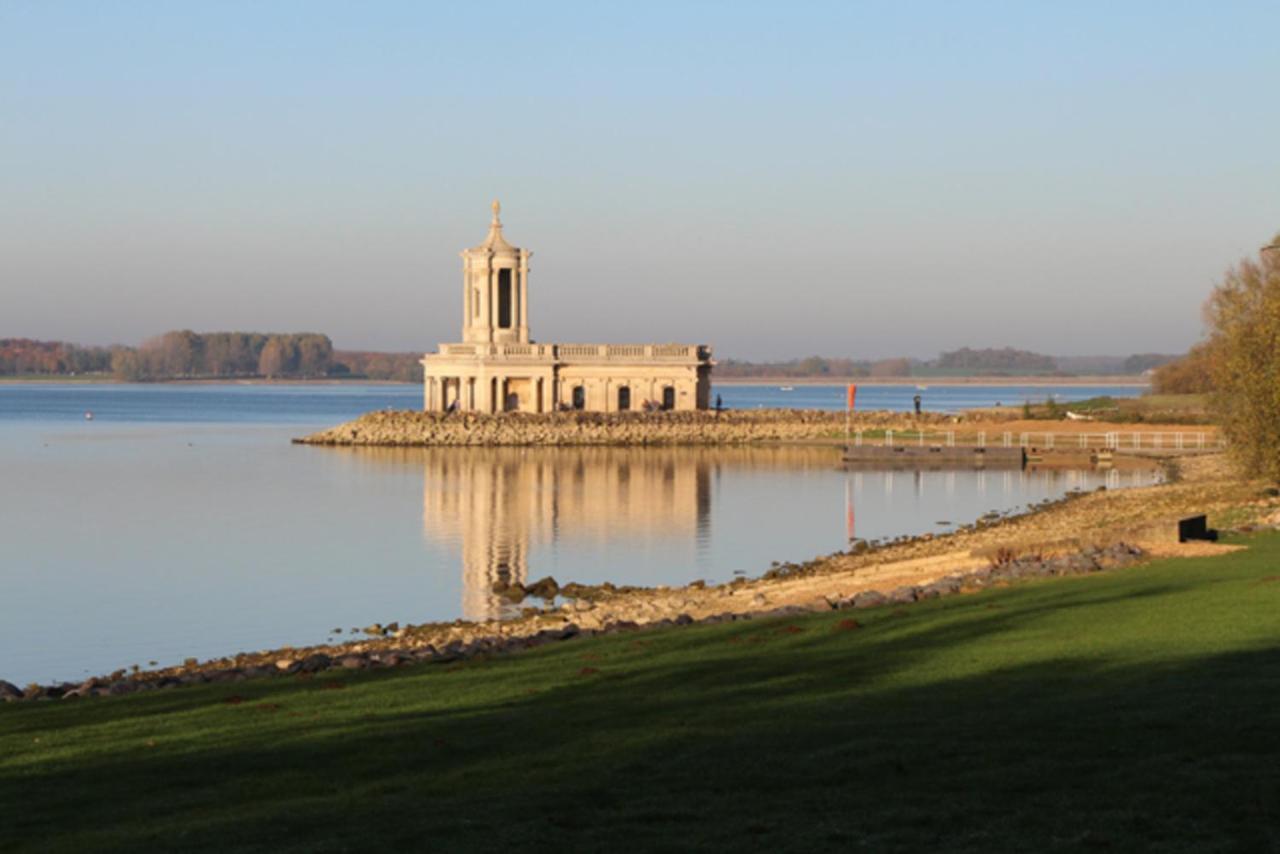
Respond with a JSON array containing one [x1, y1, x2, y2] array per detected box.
[[468, 200, 518, 254]]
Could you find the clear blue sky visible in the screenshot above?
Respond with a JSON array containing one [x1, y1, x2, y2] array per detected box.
[[2, 1, 1277, 359]]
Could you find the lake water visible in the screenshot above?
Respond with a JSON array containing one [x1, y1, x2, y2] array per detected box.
[[0, 382, 1152, 685]]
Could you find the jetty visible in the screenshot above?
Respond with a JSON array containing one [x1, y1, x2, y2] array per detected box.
[[841, 428, 1224, 469], [842, 444, 1025, 467]]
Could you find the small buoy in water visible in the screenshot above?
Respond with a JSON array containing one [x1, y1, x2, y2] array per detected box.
[[84, 411, 94, 421]]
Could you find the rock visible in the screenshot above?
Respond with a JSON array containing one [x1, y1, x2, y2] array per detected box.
[[339, 655, 367, 669], [852, 590, 888, 609], [674, 613, 694, 626], [1, 680, 25, 702], [751, 593, 768, 606], [274, 658, 300, 673], [297, 654, 331, 673], [525, 576, 560, 600], [107, 681, 135, 696], [887, 586, 918, 605], [498, 583, 528, 603]]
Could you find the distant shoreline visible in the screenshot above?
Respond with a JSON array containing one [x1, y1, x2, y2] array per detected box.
[[714, 375, 1149, 387], [0, 375, 1149, 388]]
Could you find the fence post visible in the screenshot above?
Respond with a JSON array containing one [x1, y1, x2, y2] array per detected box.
[[1003, 431, 1011, 448], [947, 430, 955, 447], [886, 429, 893, 447], [918, 430, 924, 447], [978, 431, 986, 448], [855, 430, 862, 447]]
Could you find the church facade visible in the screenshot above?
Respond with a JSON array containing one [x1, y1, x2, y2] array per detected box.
[[421, 202, 713, 414]]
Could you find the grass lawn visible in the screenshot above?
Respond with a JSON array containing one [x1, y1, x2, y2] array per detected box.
[[3, 535, 1279, 852]]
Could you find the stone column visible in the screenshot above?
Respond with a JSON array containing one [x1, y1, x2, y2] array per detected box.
[[518, 252, 530, 343], [462, 259, 471, 340], [480, 262, 492, 341]]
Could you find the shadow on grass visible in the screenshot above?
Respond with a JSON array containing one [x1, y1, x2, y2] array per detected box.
[[3, 559, 1279, 852]]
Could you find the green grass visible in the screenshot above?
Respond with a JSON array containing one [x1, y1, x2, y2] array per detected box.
[[4, 535, 1280, 852], [1022, 393, 1214, 424]]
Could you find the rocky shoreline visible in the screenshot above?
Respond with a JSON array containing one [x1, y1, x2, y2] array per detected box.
[[294, 408, 964, 447], [4, 453, 1262, 706], [0, 540, 1148, 704]]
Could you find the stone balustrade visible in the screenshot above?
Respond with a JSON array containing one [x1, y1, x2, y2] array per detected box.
[[436, 342, 709, 362]]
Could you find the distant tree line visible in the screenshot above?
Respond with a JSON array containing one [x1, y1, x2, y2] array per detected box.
[[931, 347, 1056, 373], [108, 331, 335, 380], [1, 331, 422, 382], [717, 348, 1168, 379], [328, 350, 423, 383], [0, 339, 114, 375]]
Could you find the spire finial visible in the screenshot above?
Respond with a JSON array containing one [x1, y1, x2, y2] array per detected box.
[[491, 199, 501, 226]]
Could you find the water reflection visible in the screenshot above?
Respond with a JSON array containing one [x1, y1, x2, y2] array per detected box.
[[407, 446, 1162, 622], [419, 447, 838, 620]]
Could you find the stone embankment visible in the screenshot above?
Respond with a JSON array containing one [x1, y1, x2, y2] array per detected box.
[[295, 409, 957, 447], [0, 541, 1146, 704]]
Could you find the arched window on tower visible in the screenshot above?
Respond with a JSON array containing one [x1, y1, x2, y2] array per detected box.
[[497, 269, 513, 328]]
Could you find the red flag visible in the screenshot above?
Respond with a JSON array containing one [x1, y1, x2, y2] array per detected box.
[[846, 383, 857, 411]]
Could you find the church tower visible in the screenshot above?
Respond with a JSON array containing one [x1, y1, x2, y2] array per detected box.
[[460, 201, 532, 344]]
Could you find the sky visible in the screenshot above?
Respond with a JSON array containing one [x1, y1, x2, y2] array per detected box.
[[2, 1, 1278, 360]]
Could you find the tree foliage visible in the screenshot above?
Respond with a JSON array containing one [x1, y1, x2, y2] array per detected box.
[[933, 347, 1056, 374], [1205, 237, 1280, 480], [1151, 342, 1218, 394]]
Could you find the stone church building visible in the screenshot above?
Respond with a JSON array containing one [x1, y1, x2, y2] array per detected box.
[[421, 202, 712, 413]]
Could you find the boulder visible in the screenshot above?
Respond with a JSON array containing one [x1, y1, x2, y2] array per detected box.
[[339, 655, 367, 669], [852, 590, 888, 609], [525, 576, 561, 600], [1, 680, 25, 702], [887, 586, 919, 605], [298, 654, 332, 673]]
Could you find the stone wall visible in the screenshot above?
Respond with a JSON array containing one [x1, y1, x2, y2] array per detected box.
[[295, 409, 957, 447]]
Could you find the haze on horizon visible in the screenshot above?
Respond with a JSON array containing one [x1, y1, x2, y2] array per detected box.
[[2, 2, 1278, 361]]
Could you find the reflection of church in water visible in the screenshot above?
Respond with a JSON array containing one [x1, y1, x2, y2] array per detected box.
[[422, 449, 712, 621]]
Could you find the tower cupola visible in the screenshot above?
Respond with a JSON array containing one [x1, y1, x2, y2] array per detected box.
[[460, 201, 532, 344]]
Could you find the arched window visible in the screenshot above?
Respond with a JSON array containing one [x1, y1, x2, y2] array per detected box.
[[572, 386, 585, 410], [618, 386, 631, 411], [497, 269, 513, 328], [662, 386, 676, 410]]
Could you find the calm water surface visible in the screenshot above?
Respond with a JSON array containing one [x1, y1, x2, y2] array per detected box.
[[0, 382, 1152, 685]]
